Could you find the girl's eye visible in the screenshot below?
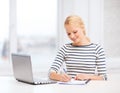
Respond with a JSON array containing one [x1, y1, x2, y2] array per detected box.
[[73, 31, 77, 34], [67, 33, 71, 35]]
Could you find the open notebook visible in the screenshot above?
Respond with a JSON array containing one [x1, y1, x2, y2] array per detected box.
[[58, 79, 91, 85]]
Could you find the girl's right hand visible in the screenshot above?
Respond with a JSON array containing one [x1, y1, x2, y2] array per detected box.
[[59, 73, 71, 82]]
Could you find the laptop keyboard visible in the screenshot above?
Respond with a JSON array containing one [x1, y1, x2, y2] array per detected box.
[[34, 80, 57, 84], [34, 78, 57, 85]]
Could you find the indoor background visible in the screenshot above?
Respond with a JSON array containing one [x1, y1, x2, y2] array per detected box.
[[0, 0, 120, 79]]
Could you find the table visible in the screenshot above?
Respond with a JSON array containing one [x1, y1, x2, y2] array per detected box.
[[0, 75, 120, 93]]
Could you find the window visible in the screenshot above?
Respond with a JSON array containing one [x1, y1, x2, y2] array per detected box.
[[0, 0, 57, 76], [0, 0, 10, 76], [16, 0, 57, 77]]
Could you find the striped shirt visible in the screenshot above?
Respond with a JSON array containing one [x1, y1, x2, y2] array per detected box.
[[49, 43, 107, 80]]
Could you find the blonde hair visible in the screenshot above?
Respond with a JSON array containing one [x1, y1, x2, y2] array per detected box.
[[64, 15, 90, 42]]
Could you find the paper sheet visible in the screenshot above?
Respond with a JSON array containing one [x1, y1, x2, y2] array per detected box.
[[58, 79, 91, 85]]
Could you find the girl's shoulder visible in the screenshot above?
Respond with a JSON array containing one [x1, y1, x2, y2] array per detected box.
[[60, 43, 72, 47], [58, 43, 71, 50], [91, 43, 102, 48]]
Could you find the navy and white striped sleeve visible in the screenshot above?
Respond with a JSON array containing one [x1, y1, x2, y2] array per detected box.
[[96, 44, 107, 80], [49, 45, 66, 73]]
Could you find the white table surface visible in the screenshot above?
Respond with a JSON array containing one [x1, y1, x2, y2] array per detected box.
[[0, 74, 120, 93]]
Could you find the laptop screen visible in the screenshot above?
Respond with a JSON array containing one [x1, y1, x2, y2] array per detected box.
[[11, 54, 34, 83]]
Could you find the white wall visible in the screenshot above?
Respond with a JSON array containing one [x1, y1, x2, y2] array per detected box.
[[104, 0, 120, 70], [104, 0, 120, 58]]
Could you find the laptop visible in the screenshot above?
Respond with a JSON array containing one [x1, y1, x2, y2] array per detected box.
[[11, 53, 57, 85]]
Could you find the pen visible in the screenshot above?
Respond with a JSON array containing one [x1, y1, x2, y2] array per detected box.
[[63, 68, 67, 73], [85, 79, 91, 84]]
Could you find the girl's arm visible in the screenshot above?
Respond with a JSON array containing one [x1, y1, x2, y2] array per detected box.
[[49, 71, 71, 82], [74, 73, 104, 80]]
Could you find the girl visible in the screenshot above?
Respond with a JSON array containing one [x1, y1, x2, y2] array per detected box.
[[49, 15, 107, 82]]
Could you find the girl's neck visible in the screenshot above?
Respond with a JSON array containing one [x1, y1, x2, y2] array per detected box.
[[72, 37, 91, 46]]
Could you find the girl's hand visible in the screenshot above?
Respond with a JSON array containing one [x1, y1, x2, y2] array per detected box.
[[74, 73, 90, 80], [59, 73, 71, 82]]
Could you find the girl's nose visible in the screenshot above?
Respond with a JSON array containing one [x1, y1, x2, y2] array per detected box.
[[70, 33, 75, 39]]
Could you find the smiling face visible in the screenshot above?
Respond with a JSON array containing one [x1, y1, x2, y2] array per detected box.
[[64, 15, 87, 45], [65, 24, 85, 45]]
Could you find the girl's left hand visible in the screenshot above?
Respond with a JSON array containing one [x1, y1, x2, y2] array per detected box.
[[74, 73, 90, 80]]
